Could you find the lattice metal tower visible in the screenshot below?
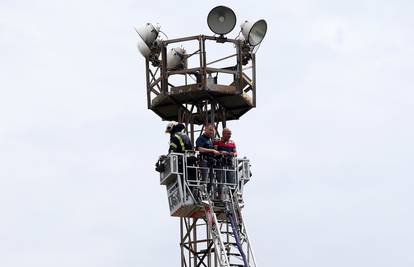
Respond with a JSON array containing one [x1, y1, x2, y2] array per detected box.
[[135, 6, 267, 267]]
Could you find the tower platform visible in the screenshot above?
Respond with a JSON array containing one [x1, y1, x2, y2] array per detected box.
[[151, 82, 254, 124]]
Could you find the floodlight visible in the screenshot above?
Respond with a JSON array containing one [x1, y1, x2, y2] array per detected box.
[[135, 23, 160, 56], [167, 47, 187, 70], [240, 19, 267, 46], [135, 23, 162, 65], [207, 6, 236, 35]]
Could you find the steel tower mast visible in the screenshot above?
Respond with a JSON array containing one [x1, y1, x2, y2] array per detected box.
[[136, 6, 267, 266]]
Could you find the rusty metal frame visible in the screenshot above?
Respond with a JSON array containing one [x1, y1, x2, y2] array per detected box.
[[144, 35, 256, 120]]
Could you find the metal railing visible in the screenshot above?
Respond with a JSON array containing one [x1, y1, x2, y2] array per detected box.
[[158, 151, 252, 216]]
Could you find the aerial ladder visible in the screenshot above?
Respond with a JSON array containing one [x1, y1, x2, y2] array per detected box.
[[200, 184, 257, 267], [157, 152, 257, 266], [200, 186, 230, 267]]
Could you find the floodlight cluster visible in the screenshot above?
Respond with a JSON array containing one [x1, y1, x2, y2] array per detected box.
[[135, 5, 267, 67]]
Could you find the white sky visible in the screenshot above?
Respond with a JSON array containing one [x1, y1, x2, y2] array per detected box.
[[1, 0, 414, 266]]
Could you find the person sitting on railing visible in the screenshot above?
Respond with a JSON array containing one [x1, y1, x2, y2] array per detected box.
[[196, 124, 221, 194], [213, 127, 237, 186]]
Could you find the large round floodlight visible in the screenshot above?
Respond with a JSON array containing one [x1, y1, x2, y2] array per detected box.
[[136, 37, 151, 57], [240, 19, 267, 46], [207, 6, 237, 35], [167, 47, 187, 69], [135, 23, 160, 57]]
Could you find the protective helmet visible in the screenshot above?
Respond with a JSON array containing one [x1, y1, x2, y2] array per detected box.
[[165, 121, 178, 133], [175, 123, 185, 132]]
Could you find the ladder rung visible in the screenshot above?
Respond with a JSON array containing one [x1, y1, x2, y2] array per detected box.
[[227, 252, 241, 256], [223, 242, 238, 246]]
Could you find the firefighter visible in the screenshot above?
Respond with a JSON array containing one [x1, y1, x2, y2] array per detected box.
[[165, 122, 193, 153], [165, 122, 196, 182]]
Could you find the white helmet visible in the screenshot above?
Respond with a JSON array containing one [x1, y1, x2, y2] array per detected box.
[[165, 121, 178, 133]]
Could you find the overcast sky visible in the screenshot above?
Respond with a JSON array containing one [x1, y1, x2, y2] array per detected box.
[[1, 0, 413, 266]]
